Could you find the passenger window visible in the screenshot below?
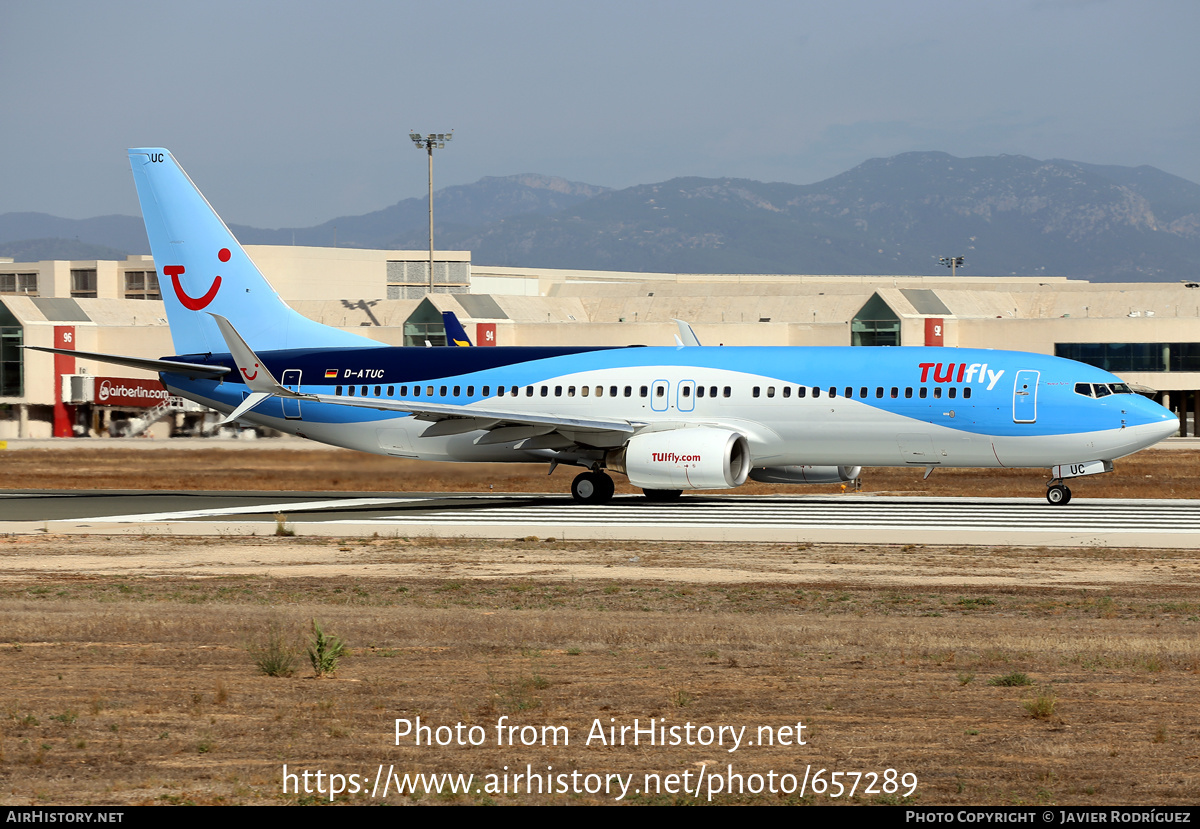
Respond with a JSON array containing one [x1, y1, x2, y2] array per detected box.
[[723, 386, 732, 398], [948, 387, 957, 399], [697, 386, 706, 398], [453, 385, 461, 396], [335, 385, 342, 395], [890, 387, 898, 398], [611, 386, 619, 397], [797, 386, 806, 398], [439, 385, 447, 397], [875, 387, 884, 398], [963, 387, 971, 399], [375, 386, 381, 397], [540, 386, 548, 397], [484, 386, 491, 397], [468, 386, 475, 396], [362, 386, 368, 396], [813, 387, 820, 398], [624, 386, 632, 397], [782, 387, 791, 398], [655, 385, 665, 397], [581, 386, 589, 397], [711, 386, 718, 398], [905, 387, 913, 399], [829, 387, 837, 398], [413, 386, 421, 397], [845, 387, 852, 399], [555, 386, 563, 397], [919, 387, 927, 399], [860, 387, 867, 398], [753, 387, 761, 398], [567, 386, 575, 397], [640, 386, 648, 398], [525, 386, 533, 397], [682, 386, 691, 397], [933, 387, 942, 399]]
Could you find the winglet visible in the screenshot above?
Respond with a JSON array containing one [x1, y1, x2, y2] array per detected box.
[[209, 313, 285, 393], [673, 319, 702, 347], [217, 392, 272, 426]]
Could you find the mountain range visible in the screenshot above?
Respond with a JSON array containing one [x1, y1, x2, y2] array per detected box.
[[4, 152, 1200, 282]]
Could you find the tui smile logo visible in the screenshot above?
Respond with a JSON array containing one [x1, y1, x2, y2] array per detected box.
[[165, 248, 229, 310]]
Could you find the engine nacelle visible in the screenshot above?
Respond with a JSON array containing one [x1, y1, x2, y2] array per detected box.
[[749, 465, 862, 485], [607, 427, 751, 490]]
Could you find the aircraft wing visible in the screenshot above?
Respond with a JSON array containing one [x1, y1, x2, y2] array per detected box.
[[207, 311, 634, 445], [309, 392, 637, 447]]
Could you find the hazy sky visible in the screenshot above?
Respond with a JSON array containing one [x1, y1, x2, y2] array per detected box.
[[3, 0, 1197, 227]]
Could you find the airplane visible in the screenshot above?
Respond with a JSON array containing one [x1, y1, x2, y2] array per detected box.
[[32, 149, 1180, 506], [442, 311, 473, 347]]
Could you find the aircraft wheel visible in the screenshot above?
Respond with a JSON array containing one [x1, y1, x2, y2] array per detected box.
[[1046, 484, 1070, 505], [572, 471, 614, 504], [643, 488, 683, 502]]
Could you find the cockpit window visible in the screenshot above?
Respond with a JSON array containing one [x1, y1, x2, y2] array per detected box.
[[1077, 381, 1134, 397]]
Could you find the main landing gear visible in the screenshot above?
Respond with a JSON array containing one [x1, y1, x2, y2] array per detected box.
[[1046, 481, 1072, 505], [571, 470, 615, 504]]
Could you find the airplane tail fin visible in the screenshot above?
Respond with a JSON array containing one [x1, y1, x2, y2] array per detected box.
[[442, 311, 473, 346], [127, 149, 377, 356]]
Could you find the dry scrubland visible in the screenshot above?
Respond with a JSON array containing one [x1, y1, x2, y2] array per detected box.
[[0, 447, 1198, 806], [3, 446, 1200, 499]]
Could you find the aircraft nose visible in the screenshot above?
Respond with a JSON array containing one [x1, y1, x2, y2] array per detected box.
[[1141, 399, 1179, 443]]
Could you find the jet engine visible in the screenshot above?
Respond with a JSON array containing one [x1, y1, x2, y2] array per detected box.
[[748, 465, 862, 484], [607, 427, 751, 490]]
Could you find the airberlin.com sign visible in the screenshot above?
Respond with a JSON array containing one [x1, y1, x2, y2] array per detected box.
[[96, 377, 178, 408]]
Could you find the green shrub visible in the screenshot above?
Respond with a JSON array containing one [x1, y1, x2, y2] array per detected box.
[[308, 619, 346, 677]]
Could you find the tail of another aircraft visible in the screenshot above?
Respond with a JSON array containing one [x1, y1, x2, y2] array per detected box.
[[442, 311, 473, 346], [128, 149, 377, 356]]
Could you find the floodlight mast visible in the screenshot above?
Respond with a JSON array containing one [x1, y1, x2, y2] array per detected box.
[[939, 256, 965, 278], [409, 131, 454, 292]]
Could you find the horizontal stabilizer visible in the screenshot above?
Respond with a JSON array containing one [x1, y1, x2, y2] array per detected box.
[[23, 346, 230, 379]]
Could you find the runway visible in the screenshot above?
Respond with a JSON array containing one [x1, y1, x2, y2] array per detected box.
[[2, 489, 1198, 547]]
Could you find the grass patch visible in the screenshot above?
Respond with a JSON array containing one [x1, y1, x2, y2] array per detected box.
[[989, 672, 1033, 687], [250, 621, 298, 677]]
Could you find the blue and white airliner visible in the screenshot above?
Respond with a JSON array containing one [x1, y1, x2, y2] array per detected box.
[[37, 149, 1179, 505]]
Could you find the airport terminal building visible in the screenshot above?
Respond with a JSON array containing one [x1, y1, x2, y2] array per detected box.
[[2, 245, 1198, 438]]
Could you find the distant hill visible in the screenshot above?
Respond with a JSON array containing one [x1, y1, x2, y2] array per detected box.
[[428, 153, 1200, 281], [0, 237, 133, 262], [0, 213, 149, 257], [229, 174, 610, 248], [5, 154, 1200, 281]]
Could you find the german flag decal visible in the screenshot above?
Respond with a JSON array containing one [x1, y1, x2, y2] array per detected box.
[[324, 369, 339, 379]]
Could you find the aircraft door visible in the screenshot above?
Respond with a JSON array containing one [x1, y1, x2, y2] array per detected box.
[[651, 380, 670, 412], [1012, 370, 1039, 423], [677, 380, 695, 412], [282, 369, 302, 419]]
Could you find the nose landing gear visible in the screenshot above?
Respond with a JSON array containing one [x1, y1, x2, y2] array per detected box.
[[1046, 481, 1072, 505]]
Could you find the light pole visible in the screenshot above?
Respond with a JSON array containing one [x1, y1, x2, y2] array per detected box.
[[939, 256, 964, 278], [409, 131, 453, 293]]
